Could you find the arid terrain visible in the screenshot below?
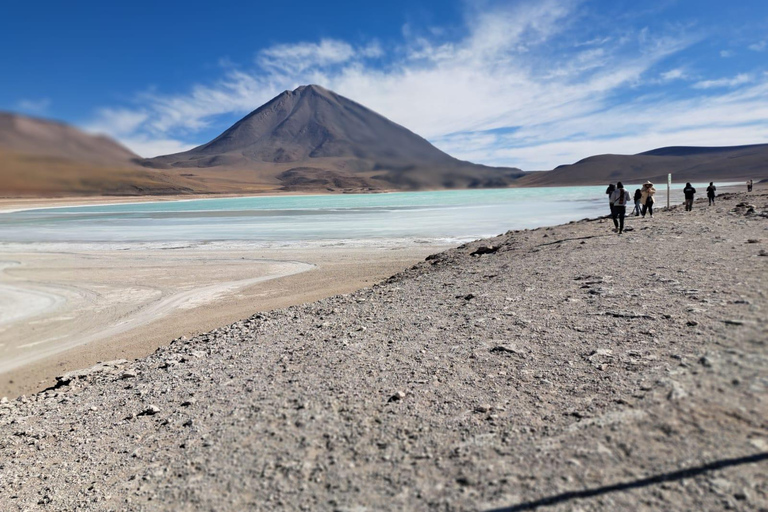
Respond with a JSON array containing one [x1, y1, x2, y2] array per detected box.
[[519, 144, 768, 186], [1, 191, 765, 511]]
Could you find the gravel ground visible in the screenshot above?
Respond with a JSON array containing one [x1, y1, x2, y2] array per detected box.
[[1, 192, 766, 511]]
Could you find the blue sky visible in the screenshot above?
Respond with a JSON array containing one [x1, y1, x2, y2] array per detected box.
[[2, 0, 767, 170]]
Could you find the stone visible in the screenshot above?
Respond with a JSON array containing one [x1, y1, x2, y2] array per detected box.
[[470, 245, 499, 256], [490, 345, 522, 355], [138, 405, 160, 417], [387, 391, 406, 403]]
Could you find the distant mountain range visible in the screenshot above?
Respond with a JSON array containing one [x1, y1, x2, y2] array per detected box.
[[518, 144, 768, 186], [1, 85, 766, 197]]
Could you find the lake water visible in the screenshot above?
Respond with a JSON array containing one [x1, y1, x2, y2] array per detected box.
[[0, 183, 728, 247]]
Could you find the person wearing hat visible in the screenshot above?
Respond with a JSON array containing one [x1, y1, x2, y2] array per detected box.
[[640, 181, 656, 218]]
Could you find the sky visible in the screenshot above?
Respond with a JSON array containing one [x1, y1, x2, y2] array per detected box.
[[1, 0, 767, 170]]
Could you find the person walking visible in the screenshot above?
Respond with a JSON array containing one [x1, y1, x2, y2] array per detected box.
[[633, 188, 642, 216], [610, 182, 631, 234], [640, 181, 656, 218], [683, 182, 696, 211], [748, 179, 753, 193], [606, 183, 616, 218], [707, 182, 716, 205]]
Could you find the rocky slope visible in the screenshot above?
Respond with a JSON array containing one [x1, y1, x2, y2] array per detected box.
[[1, 192, 766, 511]]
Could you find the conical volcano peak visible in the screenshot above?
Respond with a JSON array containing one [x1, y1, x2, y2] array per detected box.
[[143, 86, 524, 191]]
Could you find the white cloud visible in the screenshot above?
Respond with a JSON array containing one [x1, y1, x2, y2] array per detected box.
[[257, 39, 380, 73], [660, 68, 687, 81], [117, 136, 196, 158], [693, 73, 753, 89], [84, 0, 767, 168], [434, 77, 768, 169], [720, 50, 734, 57], [749, 40, 766, 52], [16, 98, 51, 115], [86, 108, 148, 136]]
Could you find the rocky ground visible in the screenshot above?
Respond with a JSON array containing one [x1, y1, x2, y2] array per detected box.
[[1, 192, 766, 511]]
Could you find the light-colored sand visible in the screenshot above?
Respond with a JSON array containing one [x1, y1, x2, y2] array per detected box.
[[0, 242, 448, 397]]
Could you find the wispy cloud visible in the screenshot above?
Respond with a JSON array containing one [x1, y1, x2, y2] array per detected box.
[[749, 40, 766, 52], [16, 98, 51, 115], [660, 68, 687, 81], [84, 0, 768, 169], [693, 73, 753, 89]]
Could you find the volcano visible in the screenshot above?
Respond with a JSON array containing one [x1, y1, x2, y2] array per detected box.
[[143, 85, 524, 192]]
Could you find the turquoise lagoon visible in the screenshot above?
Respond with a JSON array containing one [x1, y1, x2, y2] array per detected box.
[[0, 184, 723, 246]]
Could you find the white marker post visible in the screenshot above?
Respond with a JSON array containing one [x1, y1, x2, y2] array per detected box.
[[667, 173, 671, 209]]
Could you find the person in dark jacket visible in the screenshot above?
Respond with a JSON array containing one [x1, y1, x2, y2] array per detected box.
[[633, 188, 642, 216], [606, 183, 616, 217], [683, 182, 696, 211], [706, 182, 716, 205]]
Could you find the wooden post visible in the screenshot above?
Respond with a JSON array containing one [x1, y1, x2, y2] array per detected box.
[[667, 173, 671, 209]]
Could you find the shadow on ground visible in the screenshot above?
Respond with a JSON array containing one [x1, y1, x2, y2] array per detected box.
[[487, 452, 768, 511]]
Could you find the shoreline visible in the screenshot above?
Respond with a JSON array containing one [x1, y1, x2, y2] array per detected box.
[[0, 243, 451, 398]]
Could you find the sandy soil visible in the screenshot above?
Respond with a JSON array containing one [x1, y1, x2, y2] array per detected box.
[[0, 243, 448, 398], [0, 191, 765, 511]]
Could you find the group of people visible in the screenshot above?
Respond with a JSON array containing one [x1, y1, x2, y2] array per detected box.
[[605, 181, 656, 234], [605, 180, 721, 234], [683, 182, 718, 210]]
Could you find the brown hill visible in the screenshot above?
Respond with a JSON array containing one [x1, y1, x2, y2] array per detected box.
[[519, 144, 768, 186], [143, 85, 524, 191], [0, 112, 202, 197]]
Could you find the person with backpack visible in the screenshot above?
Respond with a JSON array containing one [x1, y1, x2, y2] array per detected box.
[[683, 182, 696, 211], [609, 182, 631, 234], [633, 188, 642, 216], [707, 182, 716, 205], [640, 181, 656, 218]]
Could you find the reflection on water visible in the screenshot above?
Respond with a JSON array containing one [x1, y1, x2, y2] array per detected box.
[[0, 184, 734, 244]]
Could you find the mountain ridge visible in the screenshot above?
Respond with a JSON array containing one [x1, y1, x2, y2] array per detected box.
[[520, 143, 768, 186]]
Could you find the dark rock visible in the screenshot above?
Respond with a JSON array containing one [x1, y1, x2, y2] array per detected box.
[[470, 245, 500, 256]]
